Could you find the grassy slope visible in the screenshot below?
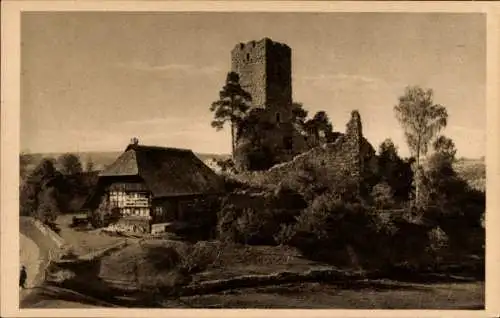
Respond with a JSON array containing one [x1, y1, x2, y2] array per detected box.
[[22, 215, 484, 309], [55, 214, 131, 256], [98, 239, 484, 309], [176, 281, 484, 309]]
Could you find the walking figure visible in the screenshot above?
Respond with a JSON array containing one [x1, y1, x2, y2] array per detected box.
[[19, 265, 27, 289]]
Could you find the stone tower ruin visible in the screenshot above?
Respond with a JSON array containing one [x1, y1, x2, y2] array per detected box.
[[231, 38, 308, 170], [231, 38, 293, 124]]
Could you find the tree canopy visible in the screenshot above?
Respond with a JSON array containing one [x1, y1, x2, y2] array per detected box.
[[20, 158, 62, 222], [57, 153, 83, 175], [210, 72, 252, 156], [291, 102, 309, 132], [394, 86, 448, 206], [304, 111, 335, 146]]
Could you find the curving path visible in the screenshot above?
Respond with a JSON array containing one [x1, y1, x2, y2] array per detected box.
[[19, 217, 59, 305], [19, 233, 41, 289]]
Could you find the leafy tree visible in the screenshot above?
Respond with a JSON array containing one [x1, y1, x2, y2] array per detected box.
[[57, 153, 83, 175], [291, 102, 309, 133], [426, 226, 449, 268], [377, 139, 414, 202], [378, 139, 399, 162], [20, 158, 62, 221], [234, 108, 277, 170], [394, 86, 448, 206], [430, 135, 457, 168], [421, 135, 484, 243], [19, 152, 33, 181], [304, 111, 335, 146], [420, 135, 460, 208], [371, 182, 395, 209], [235, 208, 262, 245], [37, 187, 60, 224], [210, 72, 252, 156]]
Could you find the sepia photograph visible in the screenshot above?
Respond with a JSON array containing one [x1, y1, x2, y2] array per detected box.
[[2, 2, 498, 316]]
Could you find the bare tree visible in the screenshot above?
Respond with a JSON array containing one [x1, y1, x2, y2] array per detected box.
[[394, 86, 448, 206]]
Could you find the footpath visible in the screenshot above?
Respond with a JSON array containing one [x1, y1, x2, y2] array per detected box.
[[19, 217, 65, 306]]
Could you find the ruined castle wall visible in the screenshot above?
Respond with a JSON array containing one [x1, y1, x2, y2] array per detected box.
[[237, 111, 371, 192]]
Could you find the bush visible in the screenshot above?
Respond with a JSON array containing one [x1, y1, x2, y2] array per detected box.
[[173, 196, 220, 241], [217, 202, 241, 243], [290, 194, 386, 268], [376, 139, 414, 203], [273, 224, 297, 246], [103, 241, 221, 296], [216, 187, 305, 246], [222, 175, 247, 192], [272, 183, 308, 211], [215, 158, 238, 174], [281, 161, 330, 202], [176, 241, 220, 275], [234, 140, 277, 171], [427, 227, 449, 254], [288, 195, 440, 271], [371, 182, 395, 209]]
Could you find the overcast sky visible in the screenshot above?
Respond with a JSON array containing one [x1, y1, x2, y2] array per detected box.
[[21, 12, 486, 158]]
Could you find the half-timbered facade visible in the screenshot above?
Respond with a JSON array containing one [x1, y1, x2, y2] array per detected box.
[[82, 141, 225, 233]]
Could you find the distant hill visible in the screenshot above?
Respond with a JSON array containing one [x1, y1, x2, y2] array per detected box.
[[453, 157, 486, 192], [20, 151, 231, 176]]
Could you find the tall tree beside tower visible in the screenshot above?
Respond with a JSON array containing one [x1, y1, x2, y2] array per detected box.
[[210, 72, 252, 156], [394, 86, 448, 206]]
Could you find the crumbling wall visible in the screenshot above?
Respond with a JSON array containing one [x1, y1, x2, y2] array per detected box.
[[236, 110, 374, 193]]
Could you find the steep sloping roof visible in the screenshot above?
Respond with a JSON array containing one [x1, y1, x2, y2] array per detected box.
[[98, 144, 225, 197], [99, 149, 139, 176]]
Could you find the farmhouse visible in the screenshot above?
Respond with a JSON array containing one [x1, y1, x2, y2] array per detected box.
[[82, 140, 225, 234]]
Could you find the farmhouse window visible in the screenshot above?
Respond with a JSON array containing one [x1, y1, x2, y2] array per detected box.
[[154, 206, 163, 216], [108, 190, 151, 208]]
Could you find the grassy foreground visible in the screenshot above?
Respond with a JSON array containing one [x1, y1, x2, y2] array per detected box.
[[21, 213, 484, 309]]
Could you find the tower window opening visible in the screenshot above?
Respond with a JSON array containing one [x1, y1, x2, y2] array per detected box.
[[276, 112, 281, 123], [246, 53, 250, 61]]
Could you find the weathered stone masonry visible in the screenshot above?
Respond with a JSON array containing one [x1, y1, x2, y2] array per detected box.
[[231, 38, 307, 168], [230, 38, 376, 191], [237, 111, 375, 193], [231, 38, 293, 123]]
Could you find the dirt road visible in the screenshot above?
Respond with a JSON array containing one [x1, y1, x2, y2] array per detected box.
[[19, 217, 59, 305], [19, 233, 41, 291]]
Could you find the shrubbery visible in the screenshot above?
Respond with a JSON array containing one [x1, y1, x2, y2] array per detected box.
[[20, 154, 98, 225], [217, 184, 304, 245], [100, 240, 220, 296], [218, 141, 484, 273]]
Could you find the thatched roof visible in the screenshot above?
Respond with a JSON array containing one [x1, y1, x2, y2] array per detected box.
[[97, 144, 225, 198]]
